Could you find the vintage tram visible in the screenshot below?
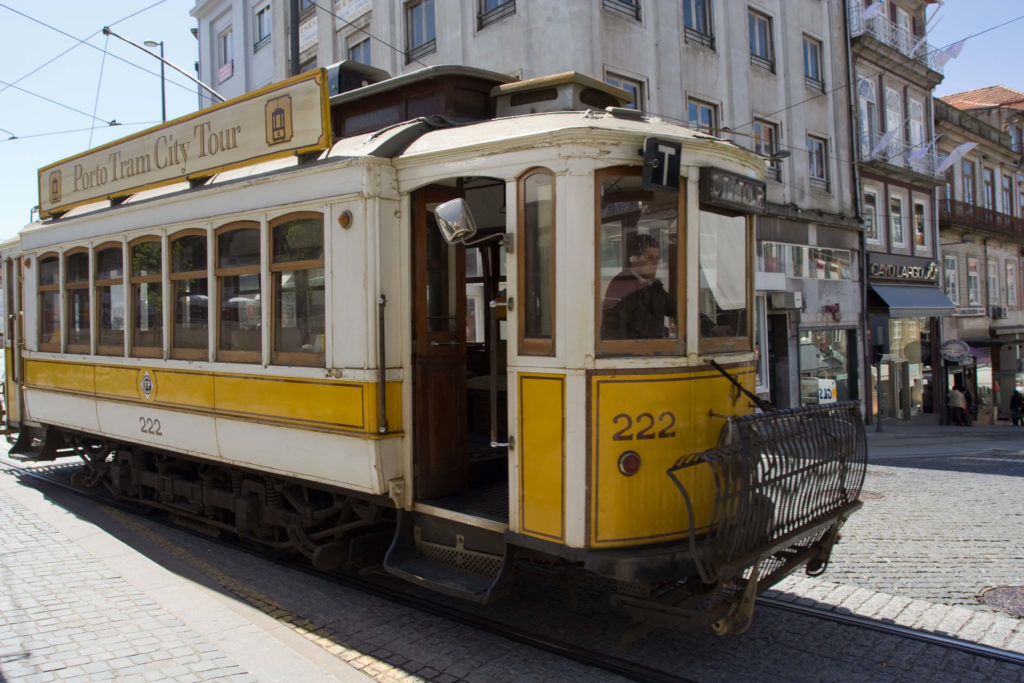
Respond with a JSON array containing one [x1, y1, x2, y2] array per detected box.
[[2, 63, 865, 635]]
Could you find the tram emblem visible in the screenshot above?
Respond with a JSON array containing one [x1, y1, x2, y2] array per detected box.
[[139, 370, 155, 400], [49, 171, 62, 204], [266, 94, 294, 145]]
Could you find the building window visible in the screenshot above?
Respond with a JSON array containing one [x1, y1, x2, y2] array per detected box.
[[603, 0, 640, 21], [761, 242, 852, 280], [857, 77, 877, 159], [1002, 175, 1013, 215], [519, 168, 556, 355], [967, 257, 981, 306], [962, 160, 975, 204], [944, 254, 959, 305], [863, 190, 879, 241], [271, 213, 324, 366], [38, 254, 60, 352], [406, 0, 436, 62], [170, 231, 209, 360], [687, 98, 717, 135], [606, 72, 644, 110], [217, 222, 262, 363], [1008, 262, 1019, 308], [913, 202, 926, 248], [682, 0, 713, 47], [1018, 179, 1024, 217], [988, 260, 1000, 306], [883, 87, 902, 158], [65, 249, 90, 353], [254, 4, 271, 48], [908, 98, 926, 172], [890, 196, 905, 247], [479, 0, 515, 29], [95, 244, 125, 355], [218, 27, 234, 82], [802, 35, 823, 89], [596, 167, 682, 354], [748, 10, 774, 70], [130, 238, 162, 358], [348, 37, 371, 65], [982, 167, 996, 210], [807, 135, 829, 190], [751, 119, 780, 180]]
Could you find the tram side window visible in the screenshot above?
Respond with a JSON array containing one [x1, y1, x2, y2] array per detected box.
[[95, 244, 125, 355], [217, 222, 261, 363], [596, 167, 682, 355], [170, 231, 209, 360], [271, 213, 324, 366], [131, 239, 163, 358], [698, 209, 750, 353], [519, 168, 555, 356], [65, 249, 90, 353], [38, 254, 60, 352]]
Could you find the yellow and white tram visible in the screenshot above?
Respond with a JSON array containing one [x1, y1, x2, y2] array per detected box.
[[2, 64, 866, 634]]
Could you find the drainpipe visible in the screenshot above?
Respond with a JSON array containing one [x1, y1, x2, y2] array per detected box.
[[842, 0, 873, 425]]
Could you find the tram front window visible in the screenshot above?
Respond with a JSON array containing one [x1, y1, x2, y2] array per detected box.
[[698, 209, 750, 352], [597, 169, 680, 351]]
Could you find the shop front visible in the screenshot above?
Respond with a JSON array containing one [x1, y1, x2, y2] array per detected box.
[[867, 253, 955, 422]]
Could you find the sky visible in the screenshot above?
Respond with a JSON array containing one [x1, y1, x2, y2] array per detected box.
[[0, 0, 1022, 241]]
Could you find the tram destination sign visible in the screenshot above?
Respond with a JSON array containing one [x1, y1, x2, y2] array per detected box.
[[38, 70, 331, 218], [698, 166, 766, 214]]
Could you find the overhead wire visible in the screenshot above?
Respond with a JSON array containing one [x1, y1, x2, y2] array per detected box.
[[309, 0, 429, 69], [88, 32, 112, 149]]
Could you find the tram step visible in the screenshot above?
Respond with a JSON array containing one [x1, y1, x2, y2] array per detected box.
[[8, 426, 65, 461], [383, 510, 511, 603]]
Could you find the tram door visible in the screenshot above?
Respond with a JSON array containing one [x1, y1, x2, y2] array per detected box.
[[3, 258, 22, 426], [412, 186, 469, 500]]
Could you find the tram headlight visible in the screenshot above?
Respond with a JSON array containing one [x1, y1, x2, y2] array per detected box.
[[617, 450, 641, 476]]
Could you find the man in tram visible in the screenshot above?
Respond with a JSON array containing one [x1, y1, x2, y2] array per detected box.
[[601, 233, 677, 340]]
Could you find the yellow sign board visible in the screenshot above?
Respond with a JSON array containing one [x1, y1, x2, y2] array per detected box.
[[38, 70, 331, 218]]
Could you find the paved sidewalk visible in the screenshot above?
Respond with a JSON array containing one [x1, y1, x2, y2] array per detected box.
[[0, 464, 372, 683]]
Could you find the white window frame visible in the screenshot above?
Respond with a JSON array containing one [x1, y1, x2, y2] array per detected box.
[[687, 97, 717, 135], [807, 135, 829, 190], [988, 260, 1001, 306], [1007, 262, 1018, 308], [752, 118, 780, 179], [913, 201, 927, 249], [218, 27, 234, 68], [405, 0, 436, 62], [890, 195, 905, 247], [863, 189, 880, 242], [254, 4, 271, 48], [857, 77, 878, 160], [748, 10, 774, 69], [802, 35, 823, 88], [348, 36, 371, 64], [967, 257, 981, 306], [944, 254, 959, 305], [682, 0, 712, 46], [605, 71, 645, 111]]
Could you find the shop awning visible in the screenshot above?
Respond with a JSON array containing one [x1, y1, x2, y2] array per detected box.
[[868, 284, 956, 317]]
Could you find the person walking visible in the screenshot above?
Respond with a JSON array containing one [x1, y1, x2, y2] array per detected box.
[[948, 385, 967, 426], [1011, 389, 1023, 426]]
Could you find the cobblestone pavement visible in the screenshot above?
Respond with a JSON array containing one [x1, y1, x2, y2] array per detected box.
[[2, 420, 1024, 682]]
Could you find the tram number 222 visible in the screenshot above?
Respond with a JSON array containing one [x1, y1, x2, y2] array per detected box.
[[139, 416, 163, 436], [611, 411, 677, 441]]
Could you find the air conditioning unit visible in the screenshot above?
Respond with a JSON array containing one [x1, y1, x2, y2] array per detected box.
[[991, 305, 1007, 319], [770, 291, 802, 309]]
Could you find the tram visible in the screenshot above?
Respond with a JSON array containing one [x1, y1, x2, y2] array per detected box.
[[2, 63, 866, 635]]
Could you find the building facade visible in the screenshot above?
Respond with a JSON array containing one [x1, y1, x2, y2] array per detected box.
[[935, 89, 1024, 424]]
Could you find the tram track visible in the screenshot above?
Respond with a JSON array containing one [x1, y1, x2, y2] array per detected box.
[[4, 456, 1023, 680]]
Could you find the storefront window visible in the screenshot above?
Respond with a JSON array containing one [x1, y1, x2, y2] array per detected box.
[[889, 316, 931, 418], [799, 329, 852, 406]]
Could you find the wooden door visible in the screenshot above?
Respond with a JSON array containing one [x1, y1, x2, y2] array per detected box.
[[412, 186, 468, 500]]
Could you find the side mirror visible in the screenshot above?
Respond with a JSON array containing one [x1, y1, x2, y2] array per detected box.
[[434, 198, 478, 244]]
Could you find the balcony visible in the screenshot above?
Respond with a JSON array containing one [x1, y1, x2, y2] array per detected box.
[[857, 132, 942, 183], [848, 2, 943, 87], [939, 199, 1024, 240]]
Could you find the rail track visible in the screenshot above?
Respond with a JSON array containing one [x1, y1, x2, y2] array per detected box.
[[4, 455, 1023, 681]]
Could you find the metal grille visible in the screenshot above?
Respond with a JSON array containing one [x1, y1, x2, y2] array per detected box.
[[415, 532, 503, 578], [668, 401, 866, 584]]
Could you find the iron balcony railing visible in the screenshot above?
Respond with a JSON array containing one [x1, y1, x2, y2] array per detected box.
[[857, 132, 941, 179], [847, 1, 943, 75], [940, 199, 1024, 239]]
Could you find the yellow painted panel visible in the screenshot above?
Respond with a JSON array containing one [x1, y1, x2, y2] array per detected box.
[[362, 381, 404, 433], [151, 369, 215, 411], [590, 366, 756, 547], [214, 374, 366, 430], [519, 374, 565, 541], [94, 365, 146, 400], [4, 353, 17, 423], [25, 359, 95, 394]]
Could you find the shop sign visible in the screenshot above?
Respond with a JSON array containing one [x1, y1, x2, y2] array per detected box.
[[953, 307, 986, 316], [38, 70, 331, 218], [698, 166, 766, 214], [941, 339, 973, 363], [868, 253, 938, 283]]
